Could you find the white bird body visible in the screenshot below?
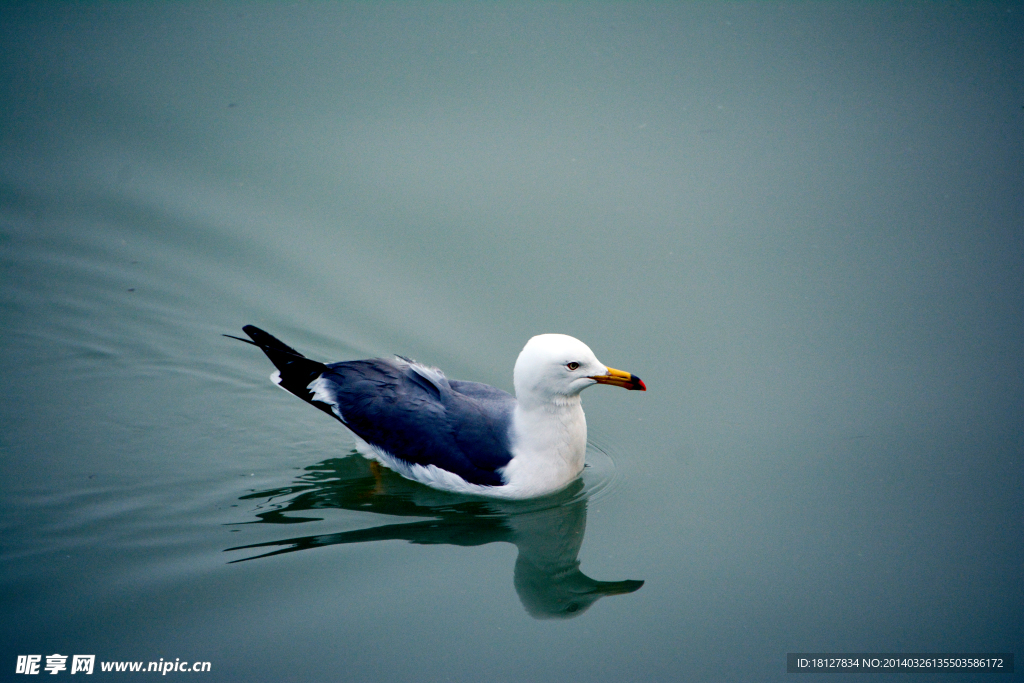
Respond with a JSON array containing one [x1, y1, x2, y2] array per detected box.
[[237, 328, 645, 500], [503, 396, 588, 498]]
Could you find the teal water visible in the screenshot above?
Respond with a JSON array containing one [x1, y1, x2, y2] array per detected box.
[[2, 3, 1022, 681]]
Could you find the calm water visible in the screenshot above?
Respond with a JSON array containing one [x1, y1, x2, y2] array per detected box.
[[2, 3, 1022, 681]]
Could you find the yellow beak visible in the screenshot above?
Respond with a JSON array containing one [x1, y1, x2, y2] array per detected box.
[[590, 366, 646, 391]]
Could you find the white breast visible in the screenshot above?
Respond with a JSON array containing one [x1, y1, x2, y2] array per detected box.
[[500, 398, 588, 498]]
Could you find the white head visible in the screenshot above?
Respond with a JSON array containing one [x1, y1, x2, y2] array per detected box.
[[513, 334, 645, 409]]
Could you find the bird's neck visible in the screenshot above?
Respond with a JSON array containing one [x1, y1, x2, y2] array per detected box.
[[503, 398, 587, 497]]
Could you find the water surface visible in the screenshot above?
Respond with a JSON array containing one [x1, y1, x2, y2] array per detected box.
[[2, 3, 1022, 681]]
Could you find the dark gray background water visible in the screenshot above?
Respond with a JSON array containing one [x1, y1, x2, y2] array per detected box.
[[2, 3, 1022, 681]]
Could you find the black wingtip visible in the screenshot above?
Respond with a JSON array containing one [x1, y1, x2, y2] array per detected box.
[[232, 325, 329, 401], [241, 324, 301, 355]]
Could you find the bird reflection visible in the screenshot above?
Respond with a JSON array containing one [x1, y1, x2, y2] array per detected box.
[[226, 454, 643, 619]]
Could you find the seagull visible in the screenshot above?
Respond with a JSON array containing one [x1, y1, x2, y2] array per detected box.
[[231, 325, 645, 499]]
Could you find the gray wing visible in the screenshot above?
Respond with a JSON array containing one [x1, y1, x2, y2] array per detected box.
[[312, 359, 516, 487]]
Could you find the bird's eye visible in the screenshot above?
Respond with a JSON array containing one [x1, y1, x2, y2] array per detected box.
[[566, 362, 580, 371]]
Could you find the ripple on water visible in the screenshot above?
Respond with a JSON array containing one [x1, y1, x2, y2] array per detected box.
[[577, 439, 619, 504], [228, 435, 629, 527]]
